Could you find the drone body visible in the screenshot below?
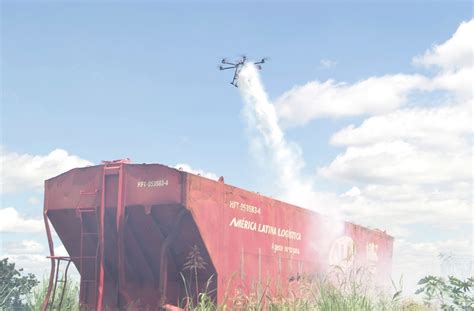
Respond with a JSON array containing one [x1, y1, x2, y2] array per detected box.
[[219, 56, 267, 87]]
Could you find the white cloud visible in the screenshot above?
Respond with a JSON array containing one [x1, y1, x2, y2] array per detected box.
[[317, 19, 473, 231], [319, 59, 337, 68], [0, 241, 77, 279], [275, 20, 473, 127], [338, 183, 472, 229], [330, 105, 471, 150], [0, 207, 43, 233], [174, 163, 218, 180], [413, 20, 473, 71], [275, 74, 428, 126], [28, 196, 41, 206], [342, 186, 361, 197], [0, 147, 92, 194], [2, 254, 50, 278], [54, 244, 69, 256], [1, 240, 48, 278], [319, 141, 471, 185], [2, 240, 45, 255]]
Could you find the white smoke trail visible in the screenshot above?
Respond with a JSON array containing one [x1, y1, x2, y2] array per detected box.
[[237, 64, 342, 232]]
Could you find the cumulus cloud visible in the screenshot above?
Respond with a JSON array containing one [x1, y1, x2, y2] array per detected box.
[[330, 105, 471, 150], [1, 241, 77, 278], [338, 183, 472, 229], [2, 240, 45, 255], [275, 74, 428, 126], [174, 163, 218, 180], [1, 240, 48, 277], [0, 207, 43, 233], [2, 254, 50, 277], [275, 20, 473, 127], [320, 141, 470, 185], [317, 20, 473, 234], [321, 106, 472, 189], [0, 147, 92, 194], [413, 20, 473, 70]]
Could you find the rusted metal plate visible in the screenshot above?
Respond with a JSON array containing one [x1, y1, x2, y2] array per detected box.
[[43, 163, 393, 309]]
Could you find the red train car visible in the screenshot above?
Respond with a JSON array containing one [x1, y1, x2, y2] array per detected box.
[[41, 161, 393, 310]]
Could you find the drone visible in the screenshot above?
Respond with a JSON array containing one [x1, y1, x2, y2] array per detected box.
[[219, 56, 268, 87]]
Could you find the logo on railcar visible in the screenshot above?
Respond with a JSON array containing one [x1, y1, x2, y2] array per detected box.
[[328, 236, 355, 271], [366, 242, 379, 274]]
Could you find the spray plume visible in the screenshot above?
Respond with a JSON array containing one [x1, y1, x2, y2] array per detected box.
[[237, 64, 343, 234]]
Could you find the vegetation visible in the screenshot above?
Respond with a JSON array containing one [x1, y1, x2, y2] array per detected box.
[[182, 245, 208, 297], [27, 276, 79, 311], [415, 275, 474, 310], [3, 257, 474, 310], [0, 258, 39, 310], [176, 267, 431, 311]]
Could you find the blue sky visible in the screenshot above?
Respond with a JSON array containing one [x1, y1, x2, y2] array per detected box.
[[1, 1, 472, 294]]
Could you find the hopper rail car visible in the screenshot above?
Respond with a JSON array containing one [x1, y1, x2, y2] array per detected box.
[[41, 161, 393, 310]]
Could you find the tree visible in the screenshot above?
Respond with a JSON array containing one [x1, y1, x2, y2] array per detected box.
[[0, 258, 39, 309]]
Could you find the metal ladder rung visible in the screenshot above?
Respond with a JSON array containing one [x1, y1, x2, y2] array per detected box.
[[72, 256, 97, 259], [77, 208, 97, 213]]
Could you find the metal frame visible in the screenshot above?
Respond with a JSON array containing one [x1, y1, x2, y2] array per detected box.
[[41, 254, 72, 311], [42, 160, 130, 311]]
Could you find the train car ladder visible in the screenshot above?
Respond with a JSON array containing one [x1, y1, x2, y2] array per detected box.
[[76, 190, 100, 309]]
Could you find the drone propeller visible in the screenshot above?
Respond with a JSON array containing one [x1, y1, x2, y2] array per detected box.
[[238, 54, 247, 62], [255, 57, 270, 64]]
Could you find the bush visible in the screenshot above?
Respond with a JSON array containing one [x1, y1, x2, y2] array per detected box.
[[416, 275, 474, 310], [27, 276, 79, 311]]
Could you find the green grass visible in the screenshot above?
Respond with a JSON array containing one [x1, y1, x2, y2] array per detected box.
[[176, 268, 429, 311], [26, 276, 79, 311], [23, 270, 429, 311]]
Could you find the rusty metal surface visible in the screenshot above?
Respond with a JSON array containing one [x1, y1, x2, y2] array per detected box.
[[43, 163, 393, 309]]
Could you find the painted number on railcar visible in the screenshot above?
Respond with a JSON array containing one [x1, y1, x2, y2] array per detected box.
[[137, 179, 169, 188], [229, 200, 261, 214]]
